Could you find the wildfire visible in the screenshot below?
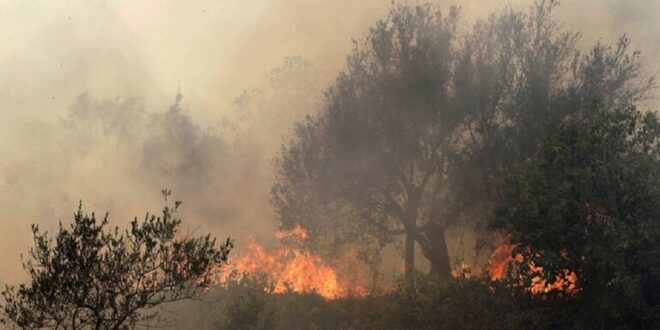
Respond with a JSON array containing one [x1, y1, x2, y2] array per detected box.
[[219, 224, 367, 299], [488, 242, 523, 281], [220, 225, 578, 298], [487, 240, 577, 294], [275, 224, 309, 240]]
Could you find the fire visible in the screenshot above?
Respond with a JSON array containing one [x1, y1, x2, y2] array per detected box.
[[275, 224, 309, 240], [487, 241, 577, 294], [488, 242, 523, 281], [219, 225, 367, 299], [528, 266, 577, 294]]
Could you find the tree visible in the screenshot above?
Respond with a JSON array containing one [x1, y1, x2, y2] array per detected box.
[[272, 3, 463, 286], [452, 0, 655, 264], [61, 93, 146, 156], [1, 190, 233, 329], [272, 1, 655, 286], [142, 93, 227, 194], [493, 107, 660, 327]]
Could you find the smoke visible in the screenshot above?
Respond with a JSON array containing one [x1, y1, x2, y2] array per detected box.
[[0, 0, 657, 296]]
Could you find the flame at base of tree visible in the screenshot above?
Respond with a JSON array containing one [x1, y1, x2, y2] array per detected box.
[[487, 241, 577, 294], [218, 225, 368, 299], [217, 224, 577, 298], [488, 242, 524, 281]]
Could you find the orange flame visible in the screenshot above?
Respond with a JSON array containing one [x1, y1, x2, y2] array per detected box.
[[275, 224, 309, 240], [219, 225, 367, 299], [487, 241, 577, 294], [488, 242, 523, 281]]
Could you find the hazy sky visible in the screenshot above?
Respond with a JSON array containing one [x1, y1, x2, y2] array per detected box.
[[3, 1, 656, 121], [0, 0, 658, 283]]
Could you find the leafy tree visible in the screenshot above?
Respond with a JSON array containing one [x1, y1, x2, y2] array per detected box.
[[1, 191, 233, 329], [271, 1, 654, 286], [452, 0, 655, 264], [272, 3, 463, 286], [493, 107, 660, 327], [142, 93, 227, 194]]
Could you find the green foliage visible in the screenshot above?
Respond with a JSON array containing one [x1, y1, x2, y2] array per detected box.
[[272, 0, 655, 282], [1, 191, 233, 329], [453, 0, 654, 258], [212, 272, 564, 330], [213, 272, 277, 329], [210, 272, 393, 330], [394, 274, 551, 330], [272, 1, 469, 282], [494, 107, 660, 327]]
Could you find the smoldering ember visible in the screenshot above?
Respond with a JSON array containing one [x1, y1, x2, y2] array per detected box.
[[1, 1, 659, 329]]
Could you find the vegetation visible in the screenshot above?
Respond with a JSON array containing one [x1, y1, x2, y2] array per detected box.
[[262, 1, 660, 329], [272, 0, 654, 288], [272, 3, 465, 285], [3, 1, 659, 329], [0, 191, 233, 329], [207, 273, 552, 330], [211, 272, 395, 330], [494, 107, 660, 327]]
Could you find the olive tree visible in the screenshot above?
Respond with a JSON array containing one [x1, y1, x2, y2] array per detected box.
[[272, 1, 655, 286], [493, 107, 660, 327], [273, 3, 463, 287], [1, 191, 233, 329]]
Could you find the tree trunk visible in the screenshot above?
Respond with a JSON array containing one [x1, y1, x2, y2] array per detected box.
[[417, 225, 451, 278], [402, 187, 421, 291], [427, 230, 451, 277], [404, 229, 415, 290]]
